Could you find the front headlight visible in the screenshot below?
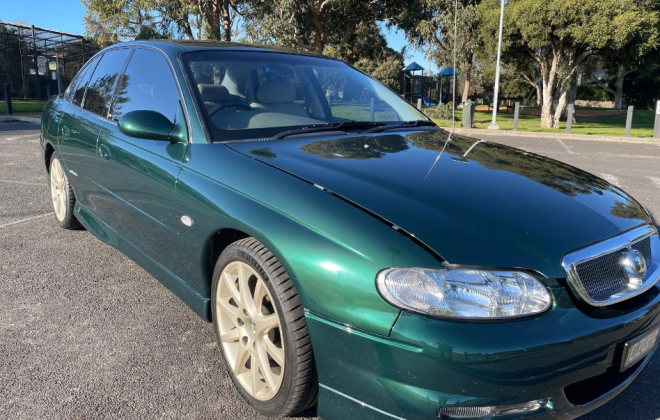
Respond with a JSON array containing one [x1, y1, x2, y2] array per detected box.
[[376, 267, 552, 319]]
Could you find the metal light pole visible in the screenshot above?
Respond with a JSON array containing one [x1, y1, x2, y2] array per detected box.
[[452, 0, 458, 132], [488, 0, 505, 130]]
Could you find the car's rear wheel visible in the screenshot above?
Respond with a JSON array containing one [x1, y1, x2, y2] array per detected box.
[[211, 238, 317, 417], [48, 153, 81, 230]]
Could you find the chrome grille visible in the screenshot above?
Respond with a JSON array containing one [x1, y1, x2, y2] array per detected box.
[[575, 237, 652, 301], [562, 225, 660, 306]]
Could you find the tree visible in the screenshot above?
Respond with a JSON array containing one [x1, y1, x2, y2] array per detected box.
[[479, 0, 660, 128], [82, 0, 246, 45]]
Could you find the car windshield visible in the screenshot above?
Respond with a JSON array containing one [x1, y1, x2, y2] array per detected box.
[[181, 50, 430, 141]]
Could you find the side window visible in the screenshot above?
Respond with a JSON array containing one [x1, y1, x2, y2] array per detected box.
[[83, 48, 131, 118], [112, 49, 180, 122], [71, 55, 101, 107]]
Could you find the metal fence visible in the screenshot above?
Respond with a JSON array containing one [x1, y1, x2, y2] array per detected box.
[[0, 21, 99, 101]]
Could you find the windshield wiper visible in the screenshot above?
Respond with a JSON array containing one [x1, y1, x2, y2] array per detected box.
[[270, 120, 388, 140], [362, 120, 438, 134]]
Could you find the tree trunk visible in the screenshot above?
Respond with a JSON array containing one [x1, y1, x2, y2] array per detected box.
[[539, 57, 559, 128], [313, 26, 325, 54], [535, 83, 541, 105], [461, 57, 472, 104], [540, 85, 556, 128], [613, 66, 626, 110], [202, 1, 221, 40], [345, 33, 356, 64], [554, 72, 578, 123], [310, 2, 325, 54], [221, 0, 231, 41]]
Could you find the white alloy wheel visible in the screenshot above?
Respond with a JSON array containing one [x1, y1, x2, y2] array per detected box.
[[216, 261, 285, 400], [50, 157, 67, 221]]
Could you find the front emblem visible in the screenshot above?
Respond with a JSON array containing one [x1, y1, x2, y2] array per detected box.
[[622, 249, 647, 281]]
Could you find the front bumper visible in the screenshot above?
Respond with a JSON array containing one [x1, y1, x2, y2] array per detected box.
[[307, 285, 660, 420]]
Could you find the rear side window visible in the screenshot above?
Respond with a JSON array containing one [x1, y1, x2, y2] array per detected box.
[[71, 55, 101, 107], [83, 48, 131, 118], [112, 49, 180, 122]]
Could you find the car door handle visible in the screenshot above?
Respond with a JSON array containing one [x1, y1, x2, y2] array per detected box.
[[99, 144, 111, 161], [61, 125, 70, 140]]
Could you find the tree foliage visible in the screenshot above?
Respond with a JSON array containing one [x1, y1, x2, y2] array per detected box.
[[242, 0, 426, 54], [82, 0, 246, 46]]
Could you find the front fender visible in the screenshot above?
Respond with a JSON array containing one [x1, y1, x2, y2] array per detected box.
[[175, 143, 442, 336]]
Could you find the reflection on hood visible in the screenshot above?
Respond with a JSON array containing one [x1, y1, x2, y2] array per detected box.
[[227, 129, 651, 277]]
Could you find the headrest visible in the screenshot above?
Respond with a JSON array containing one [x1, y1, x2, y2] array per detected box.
[[257, 79, 296, 104], [198, 84, 230, 102]]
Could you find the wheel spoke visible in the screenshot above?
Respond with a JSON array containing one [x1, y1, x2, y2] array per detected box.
[[217, 297, 239, 318], [239, 264, 254, 314], [258, 348, 278, 391], [263, 336, 284, 366], [253, 280, 266, 314], [233, 345, 250, 375], [256, 313, 279, 334], [220, 327, 240, 343], [251, 352, 262, 395], [223, 272, 241, 305]]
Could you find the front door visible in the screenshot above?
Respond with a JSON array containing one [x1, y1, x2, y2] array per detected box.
[[96, 47, 190, 277]]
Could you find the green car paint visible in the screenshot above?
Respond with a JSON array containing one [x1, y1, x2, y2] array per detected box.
[[40, 40, 660, 420]]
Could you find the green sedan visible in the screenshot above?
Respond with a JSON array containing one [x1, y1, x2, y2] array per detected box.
[[41, 40, 660, 420]]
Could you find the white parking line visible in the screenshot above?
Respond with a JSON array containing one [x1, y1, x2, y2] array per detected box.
[[556, 138, 574, 154], [0, 134, 39, 142], [649, 176, 660, 189], [601, 173, 623, 188], [0, 213, 51, 229], [0, 179, 44, 187]]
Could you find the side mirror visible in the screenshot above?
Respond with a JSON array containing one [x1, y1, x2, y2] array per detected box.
[[117, 110, 175, 140]]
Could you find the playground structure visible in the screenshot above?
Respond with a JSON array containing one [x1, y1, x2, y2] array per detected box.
[[401, 62, 458, 107]]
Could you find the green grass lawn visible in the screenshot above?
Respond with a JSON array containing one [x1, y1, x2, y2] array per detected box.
[[0, 100, 47, 114], [431, 108, 656, 137]]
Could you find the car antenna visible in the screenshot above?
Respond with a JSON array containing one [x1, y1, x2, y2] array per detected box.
[[425, 0, 458, 181]]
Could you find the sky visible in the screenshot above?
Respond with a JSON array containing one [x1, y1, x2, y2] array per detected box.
[[2, 0, 434, 73]]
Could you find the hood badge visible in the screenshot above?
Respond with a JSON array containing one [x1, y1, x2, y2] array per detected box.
[[621, 248, 647, 284], [181, 215, 194, 227]]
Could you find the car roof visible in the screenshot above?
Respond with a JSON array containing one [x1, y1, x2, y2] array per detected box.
[[108, 39, 329, 60]]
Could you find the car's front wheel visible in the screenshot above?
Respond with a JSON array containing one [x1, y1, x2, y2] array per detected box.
[[211, 238, 317, 417], [48, 153, 82, 230]]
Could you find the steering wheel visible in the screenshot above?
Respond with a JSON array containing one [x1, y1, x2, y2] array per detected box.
[[209, 102, 252, 116]]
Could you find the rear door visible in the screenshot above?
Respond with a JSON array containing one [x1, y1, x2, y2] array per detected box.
[[57, 48, 132, 220], [57, 54, 102, 209], [96, 47, 190, 275]]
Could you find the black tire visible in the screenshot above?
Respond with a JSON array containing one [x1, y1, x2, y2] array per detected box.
[[211, 238, 318, 417], [48, 153, 82, 230]]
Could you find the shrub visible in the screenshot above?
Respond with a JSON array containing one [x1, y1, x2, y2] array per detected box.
[[576, 84, 613, 102], [425, 103, 459, 121]]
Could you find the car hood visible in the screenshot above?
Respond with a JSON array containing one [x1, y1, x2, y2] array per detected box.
[[227, 130, 652, 278]]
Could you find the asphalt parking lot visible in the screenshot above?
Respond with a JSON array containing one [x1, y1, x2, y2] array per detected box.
[[1, 122, 660, 419]]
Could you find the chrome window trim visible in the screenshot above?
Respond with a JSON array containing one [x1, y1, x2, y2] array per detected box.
[[562, 224, 660, 306]]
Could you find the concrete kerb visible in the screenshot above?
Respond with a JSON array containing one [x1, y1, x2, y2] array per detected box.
[[447, 127, 660, 145]]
